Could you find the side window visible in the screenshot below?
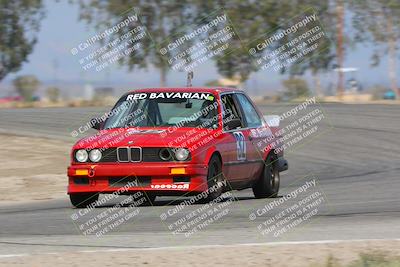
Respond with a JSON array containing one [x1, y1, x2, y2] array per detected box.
[[236, 94, 262, 128], [221, 94, 243, 130]]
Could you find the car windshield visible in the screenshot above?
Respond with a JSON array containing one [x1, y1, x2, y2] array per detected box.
[[103, 92, 219, 129]]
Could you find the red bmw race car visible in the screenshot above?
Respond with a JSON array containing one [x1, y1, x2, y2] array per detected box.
[[67, 87, 288, 208]]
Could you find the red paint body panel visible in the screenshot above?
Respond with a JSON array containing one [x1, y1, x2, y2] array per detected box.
[[68, 163, 208, 193], [67, 87, 281, 196]]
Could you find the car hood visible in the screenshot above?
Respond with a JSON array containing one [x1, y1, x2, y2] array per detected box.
[[74, 127, 216, 149]]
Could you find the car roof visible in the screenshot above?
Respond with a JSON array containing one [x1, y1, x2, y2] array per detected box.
[[126, 87, 244, 95]]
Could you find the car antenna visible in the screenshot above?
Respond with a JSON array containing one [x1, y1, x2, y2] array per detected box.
[[186, 71, 193, 87], [185, 71, 193, 108]]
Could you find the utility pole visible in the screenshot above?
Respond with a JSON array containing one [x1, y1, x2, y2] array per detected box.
[[386, 13, 399, 98], [336, 0, 345, 98]]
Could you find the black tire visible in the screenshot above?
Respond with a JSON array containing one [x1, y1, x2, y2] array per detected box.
[[252, 155, 280, 198], [140, 193, 156, 206], [198, 155, 224, 203], [70, 193, 99, 208]]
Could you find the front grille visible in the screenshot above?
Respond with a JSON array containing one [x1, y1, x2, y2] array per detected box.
[[109, 176, 151, 187], [116, 147, 141, 162], [101, 148, 118, 162], [117, 147, 129, 162], [142, 148, 191, 162], [74, 147, 190, 163], [142, 148, 165, 162], [130, 148, 141, 162]]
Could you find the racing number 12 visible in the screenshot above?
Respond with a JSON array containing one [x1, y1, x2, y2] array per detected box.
[[233, 132, 246, 161]]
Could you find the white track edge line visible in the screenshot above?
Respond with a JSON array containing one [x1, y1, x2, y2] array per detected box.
[[1, 238, 400, 258]]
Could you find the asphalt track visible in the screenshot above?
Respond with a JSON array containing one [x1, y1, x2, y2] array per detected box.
[[0, 103, 399, 256]]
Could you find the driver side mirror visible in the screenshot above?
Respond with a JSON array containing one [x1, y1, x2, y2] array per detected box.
[[263, 115, 280, 127], [224, 118, 242, 131], [91, 118, 104, 130]]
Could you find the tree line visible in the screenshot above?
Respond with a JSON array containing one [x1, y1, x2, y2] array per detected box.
[[0, 0, 399, 97]]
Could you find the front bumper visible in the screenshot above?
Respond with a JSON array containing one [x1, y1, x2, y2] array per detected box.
[[67, 162, 209, 194]]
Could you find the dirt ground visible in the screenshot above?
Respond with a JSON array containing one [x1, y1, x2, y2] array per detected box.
[[0, 134, 71, 204], [1, 136, 400, 266], [0, 240, 399, 267]]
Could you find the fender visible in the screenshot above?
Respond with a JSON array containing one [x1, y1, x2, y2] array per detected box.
[[203, 145, 219, 165]]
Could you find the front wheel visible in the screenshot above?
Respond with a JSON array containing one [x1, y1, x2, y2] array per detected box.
[[252, 155, 280, 198], [198, 155, 224, 203], [140, 193, 156, 206], [70, 193, 99, 208]]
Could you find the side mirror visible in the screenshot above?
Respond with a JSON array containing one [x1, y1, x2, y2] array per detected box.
[[264, 115, 280, 127], [224, 118, 242, 131], [91, 118, 104, 130]]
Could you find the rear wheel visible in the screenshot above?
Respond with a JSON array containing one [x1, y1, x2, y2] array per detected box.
[[69, 193, 99, 208], [252, 155, 280, 198]]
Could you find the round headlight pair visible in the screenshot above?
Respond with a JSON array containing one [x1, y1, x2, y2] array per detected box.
[[174, 148, 190, 161], [89, 149, 102, 162], [75, 149, 102, 162]]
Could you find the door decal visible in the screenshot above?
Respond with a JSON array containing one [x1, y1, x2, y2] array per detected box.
[[233, 132, 246, 161]]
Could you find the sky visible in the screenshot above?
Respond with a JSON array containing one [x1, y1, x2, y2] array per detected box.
[[2, 0, 397, 97]]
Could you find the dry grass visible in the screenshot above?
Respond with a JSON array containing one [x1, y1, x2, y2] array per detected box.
[[315, 252, 400, 267]]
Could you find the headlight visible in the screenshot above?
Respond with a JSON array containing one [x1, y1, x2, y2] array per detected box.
[[159, 148, 172, 161], [89, 149, 102, 162], [75, 149, 88, 162], [174, 148, 190, 161]]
